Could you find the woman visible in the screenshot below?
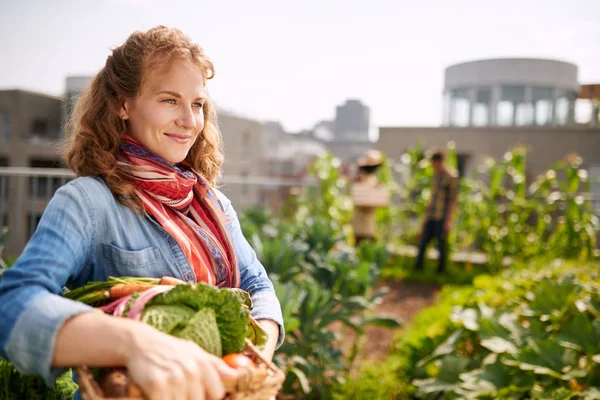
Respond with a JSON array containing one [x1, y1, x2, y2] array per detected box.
[[0, 26, 283, 400]]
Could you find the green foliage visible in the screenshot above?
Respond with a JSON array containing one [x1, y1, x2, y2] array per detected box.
[[390, 143, 599, 270], [291, 153, 354, 243], [381, 260, 600, 399], [332, 358, 409, 400], [240, 198, 401, 399], [381, 253, 492, 286], [0, 360, 77, 400], [0, 226, 10, 280]]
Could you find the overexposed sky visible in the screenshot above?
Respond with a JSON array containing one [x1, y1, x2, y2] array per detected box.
[[1, 0, 599, 132]]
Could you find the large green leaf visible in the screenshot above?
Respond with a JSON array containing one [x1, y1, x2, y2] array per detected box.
[[479, 316, 519, 354], [416, 329, 464, 368], [414, 355, 470, 396], [456, 359, 513, 398], [451, 307, 479, 331], [524, 276, 580, 319], [503, 339, 578, 379], [288, 367, 311, 394], [360, 315, 402, 329], [557, 311, 600, 355]]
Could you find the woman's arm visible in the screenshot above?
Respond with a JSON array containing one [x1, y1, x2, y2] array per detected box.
[[54, 311, 238, 400], [216, 190, 285, 353], [0, 183, 96, 384], [257, 319, 280, 361]]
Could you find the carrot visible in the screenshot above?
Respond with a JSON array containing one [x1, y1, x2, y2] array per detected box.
[[109, 284, 154, 299], [159, 276, 187, 286]]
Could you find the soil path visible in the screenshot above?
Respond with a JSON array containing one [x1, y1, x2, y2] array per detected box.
[[358, 280, 441, 360]]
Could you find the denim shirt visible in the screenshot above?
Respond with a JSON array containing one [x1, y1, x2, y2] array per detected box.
[[0, 176, 284, 386]]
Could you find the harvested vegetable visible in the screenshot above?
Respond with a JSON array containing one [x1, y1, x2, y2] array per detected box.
[[146, 283, 251, 355], [109, 283, 154, 299], [175, 308, 223, 357], [65, 276, 160, 305], [222, 353, 256, 370], [159, 276, 187, 286], [98, 368, 143, 398], [68, 278, 269, 356]]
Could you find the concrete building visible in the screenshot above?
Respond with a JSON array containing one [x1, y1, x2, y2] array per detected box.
[[0, 90, 66, 257], [217, 111, 263, 210], [378, 126, 600, 181], [444, 58, 579, 127], [378, 57, 600, 213], [334, 99, 370, 141], [0, 86, 268, 256]]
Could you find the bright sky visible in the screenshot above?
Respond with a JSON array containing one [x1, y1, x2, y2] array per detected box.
[[1, 0, 599, 133]]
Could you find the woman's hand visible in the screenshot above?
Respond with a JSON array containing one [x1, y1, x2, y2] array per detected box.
[[125, 321, 239, 400]]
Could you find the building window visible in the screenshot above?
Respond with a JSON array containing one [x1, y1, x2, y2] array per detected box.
[[497, 86, 526, 126], [242, 131, 251, 160], [590, 166, 600, 214], [0, 111, 9, 143], [496, 102, 514, 126], [28, 159, 65, 199], [515, 103, 534, 126], [442, 92, 451, 126], [532, 87, 553, 126], [456, 154, 470, 178], [449, 89, 470, 127], [26, 213, 43, 239], [554, 90, 571, 125], [31, 118, 48, 135], [472, 88, 491, 126]]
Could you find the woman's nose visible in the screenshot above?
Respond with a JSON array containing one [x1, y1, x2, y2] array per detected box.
[[176, 106, 196, 130]]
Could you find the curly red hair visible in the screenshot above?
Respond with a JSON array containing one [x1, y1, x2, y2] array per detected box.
[[62, 26, 223, 212]]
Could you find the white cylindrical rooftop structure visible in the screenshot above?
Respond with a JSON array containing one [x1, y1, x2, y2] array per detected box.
[[442, 58, 579, 127]]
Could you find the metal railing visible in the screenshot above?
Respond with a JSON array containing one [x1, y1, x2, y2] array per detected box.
[[0, 167, 598, 257], [0, 167, 315, 257]]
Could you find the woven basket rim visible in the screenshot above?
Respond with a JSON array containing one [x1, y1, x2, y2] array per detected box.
[[77, 339, 285, 400]]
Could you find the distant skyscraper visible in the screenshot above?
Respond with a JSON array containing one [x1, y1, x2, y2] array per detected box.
[[62, 76, 93, 126], [334, 99, 370, 141]]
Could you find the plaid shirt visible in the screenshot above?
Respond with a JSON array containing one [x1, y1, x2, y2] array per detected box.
[[426, 169, 458, 221]]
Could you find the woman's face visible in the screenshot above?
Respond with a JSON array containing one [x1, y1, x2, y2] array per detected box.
[[122, 60, 206, 164]]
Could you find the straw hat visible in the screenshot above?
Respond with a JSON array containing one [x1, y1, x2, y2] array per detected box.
[[357, 150, 383, 167]]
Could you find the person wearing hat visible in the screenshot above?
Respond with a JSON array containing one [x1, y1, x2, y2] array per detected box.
[[351, 150, 389, 246]]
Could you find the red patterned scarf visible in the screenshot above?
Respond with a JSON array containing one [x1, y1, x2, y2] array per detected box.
[[117, 134, 239, 288]]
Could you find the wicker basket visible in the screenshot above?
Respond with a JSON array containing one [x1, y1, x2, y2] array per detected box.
[[77, 339, 285, 400]]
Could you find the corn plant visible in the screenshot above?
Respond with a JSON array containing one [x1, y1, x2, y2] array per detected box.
[[292, 153, 354, 243], [392, 144, 599, 270]]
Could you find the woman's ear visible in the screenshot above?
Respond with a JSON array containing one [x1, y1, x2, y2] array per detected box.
[[119, 98, 131, 120]]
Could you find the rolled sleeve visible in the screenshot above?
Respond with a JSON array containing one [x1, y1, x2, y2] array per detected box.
[[5, 292, 94, 386], [0, 182, 95, 385]]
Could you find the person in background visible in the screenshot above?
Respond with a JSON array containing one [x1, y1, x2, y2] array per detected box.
[[0, 26, 283, 400], [351, 150, 387, 246], [414, 150, 458, 273]]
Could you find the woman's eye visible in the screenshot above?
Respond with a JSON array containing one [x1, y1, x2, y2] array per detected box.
[[163, 99, 177, 104], [192, 102, 204, 108]]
